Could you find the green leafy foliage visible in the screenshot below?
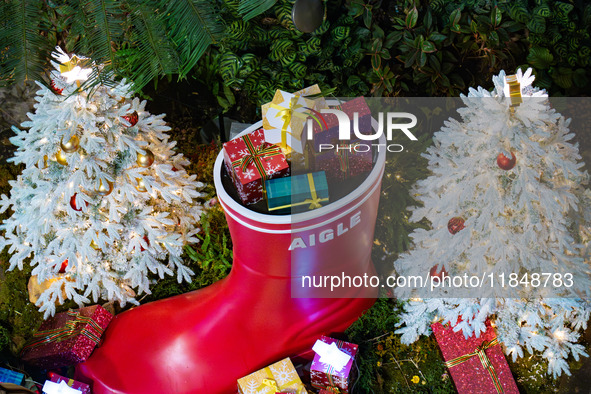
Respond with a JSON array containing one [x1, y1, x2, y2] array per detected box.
[[0, 0, 51, 87], [0, 0, 242, 90], [213, 0, 370, 105], [185, 212, 233, 272], [0, 164, 43, 355], [146, 205, 231, 302], [510, 0, 591, 93]]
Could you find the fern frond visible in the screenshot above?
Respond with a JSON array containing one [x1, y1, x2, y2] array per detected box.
[[0, 0, 50, 86], [77, 0, 125, 68], [158, 0, 225, 76], [238, 0, 277, 21], [121, 1, 179, 89]]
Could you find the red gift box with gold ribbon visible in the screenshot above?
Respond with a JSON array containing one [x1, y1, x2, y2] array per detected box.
[[431, 320, 519, 394], [21, 305, 112, 369], [223, 128, 290, 205]]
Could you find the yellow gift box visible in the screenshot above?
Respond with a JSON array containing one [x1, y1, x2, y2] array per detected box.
[[261, 85, 327, 154], [237, 357, 308, 394]]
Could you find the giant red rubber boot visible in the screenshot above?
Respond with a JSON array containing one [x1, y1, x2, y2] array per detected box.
[[76, 123, 386, 393]]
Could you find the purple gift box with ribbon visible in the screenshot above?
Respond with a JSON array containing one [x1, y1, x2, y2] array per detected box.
[[223, 128, 290, 205], [308, 142, 373, 183], [310, 336, 358, 393], [21, 305, 112, 369], [305, 97, 372, 153], [48, 372, 91, 394]]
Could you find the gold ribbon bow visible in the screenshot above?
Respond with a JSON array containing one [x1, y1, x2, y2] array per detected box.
[[270, 97, 309, 151], [506, 74, 522, 108], [444, 337, 504, 393], [302, 172, 326, 209], [257, 367, 303, 393], [59, 55, 92, 88], [261, 378, 278, 391]]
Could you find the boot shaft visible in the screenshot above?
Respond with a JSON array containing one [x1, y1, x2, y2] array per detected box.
[[214, 126, 386, 297]]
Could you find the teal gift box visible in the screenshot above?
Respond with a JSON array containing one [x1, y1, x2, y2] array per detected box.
[[265, 171, 329, 213]]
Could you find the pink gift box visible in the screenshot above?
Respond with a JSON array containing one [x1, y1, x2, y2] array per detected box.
[[431, 320, 519, 394], [48, 372, 91, 394], [310, 336, 358, 393], [223, 128, 290, 205], [21, 305, 112, 369]]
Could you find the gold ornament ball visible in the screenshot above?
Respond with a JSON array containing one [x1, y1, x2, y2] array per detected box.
[[36, 155, 49, 169], [97, 179, 114, 196], [61, 135, 80, 153], [135, 178, 147, 192], [90, 239, 100, 250], [137, 149, 155, 167], [56, 150, 68, 166]]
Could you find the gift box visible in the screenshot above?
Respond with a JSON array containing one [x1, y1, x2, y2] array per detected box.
[[262, 85, 327, 154], [265, 171, 329, 213], [431, 320, 519, 394], [308, 142, 373, 182], [237, 357, 308, 394], [305, 97, 372, 153], [223, 128, 290, 205], [318, 389, 341, 394], [21, 305, 112, 369], [0, 367, 24, 385], [47, 372, 90, 394], [310, 336, 358, 393]]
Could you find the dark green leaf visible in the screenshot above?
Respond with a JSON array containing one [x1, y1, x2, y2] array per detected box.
[[428, 32, 447, 43], [363, 9, 372, 29], [238, 0, 277, 21], [491, 6, 501, 26], [419, 51, 427, 67], [449, 8, 461, 26], [423, 10, 432, 29], [527, 47, 554, 69], [406, 7, 418, 29], [421, 41, 436, 53]]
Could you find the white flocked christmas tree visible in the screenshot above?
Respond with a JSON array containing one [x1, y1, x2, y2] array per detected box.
[[394, 68, 591, 377], [0, 48, 204, 318]]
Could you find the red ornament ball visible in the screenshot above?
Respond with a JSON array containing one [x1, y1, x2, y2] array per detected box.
[[59, 259, 68, 273], [122, 111, 139, 127], [69, 193, 89, 211], [140, 235, 150, 252], [50, 80, 63, 95], [447, 217, 465, 235], [429, 264, 448, 279], [496, 151, 516, 171]]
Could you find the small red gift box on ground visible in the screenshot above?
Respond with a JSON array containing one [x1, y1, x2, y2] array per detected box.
[[223, 128, 290, 205], [431, 320, 519, 394], [310, 336, 358, 393], [48, 372, 91, 394], [21, 305, 112, 369], [305, 97, 372, 153]]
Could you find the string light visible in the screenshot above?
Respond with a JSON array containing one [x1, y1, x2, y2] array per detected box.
[[553, 330, 566, 342]]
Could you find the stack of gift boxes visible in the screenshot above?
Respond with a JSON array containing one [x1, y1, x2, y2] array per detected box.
[[17, 305, 112, 393], [222, 85, 374, 214], [237, 335, 359, 394]]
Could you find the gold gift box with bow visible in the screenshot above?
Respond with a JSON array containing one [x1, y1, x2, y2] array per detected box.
[[237, 357, 307, 394], [261, 85, 327, 155]]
